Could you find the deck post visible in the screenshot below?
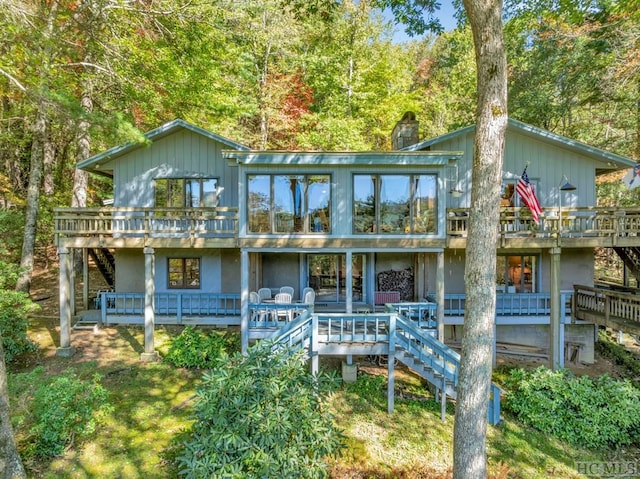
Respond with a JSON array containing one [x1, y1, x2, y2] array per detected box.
[[346, 251, 353, 314], [549, 247, 562, 370], [56, 246, 75, 357], [311, 313, 319, 374], [387, 314, 396, 414], [141, 246, 158, 362], [82, 248, 89, 311], [241, 249, 249, 354], [436, 250, 445, 341]]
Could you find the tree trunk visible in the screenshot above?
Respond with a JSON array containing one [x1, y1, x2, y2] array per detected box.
[[0, 339, 27, 479], [453, 0, 507, 478], [16, 105, 47, 293], [72, 86, 92, 273]]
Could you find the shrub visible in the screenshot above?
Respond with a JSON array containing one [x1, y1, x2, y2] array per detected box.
[[177, 342, 344, 478], [163, 326, 238, 369], [0, 260, 38, 362], [27, 369, 112, 457], [504, 366, 640, 449]]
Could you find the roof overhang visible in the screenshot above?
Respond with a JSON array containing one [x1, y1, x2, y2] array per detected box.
[[223, 150, 463, 166]]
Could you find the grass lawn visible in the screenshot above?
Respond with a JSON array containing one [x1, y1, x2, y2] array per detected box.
[[7, 318, 635, 478]]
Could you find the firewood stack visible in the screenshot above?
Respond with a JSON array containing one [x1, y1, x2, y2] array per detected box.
[[377, 267, 414, 301]]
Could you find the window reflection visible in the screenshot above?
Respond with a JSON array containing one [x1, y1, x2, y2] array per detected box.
[[248, 174, 331, 234], [155, 178, 219, 208], [353, 174, 437, 234]]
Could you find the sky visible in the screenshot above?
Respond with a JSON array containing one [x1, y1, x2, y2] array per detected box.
[[387, 0, 458, 43]]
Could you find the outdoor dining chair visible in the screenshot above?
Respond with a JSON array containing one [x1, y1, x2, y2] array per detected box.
[[274, 292, 293, 321], [257, 288, 272, 301], [279, 286, 294, 297]]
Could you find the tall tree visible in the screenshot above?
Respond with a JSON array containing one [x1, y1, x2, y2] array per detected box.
[[454, 0, 507, 477], [0, 338, 26, 479]]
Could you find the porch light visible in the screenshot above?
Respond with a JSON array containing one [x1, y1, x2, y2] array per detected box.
[[560, 175, 576, 191], [449, 188, 463, 198]]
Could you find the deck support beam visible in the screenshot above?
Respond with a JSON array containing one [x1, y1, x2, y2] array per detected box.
[[241, 249, 250, 354], [436, 250, 445, 341], [549, 247, 563, 370], [57, 246, 75, 357], [141, 246, 159, 362], [82, 248, 89, 311]]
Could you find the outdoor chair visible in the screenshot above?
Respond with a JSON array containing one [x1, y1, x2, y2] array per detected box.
[[274, 292, 293, 321], [302, 287, 314, 299], [280, 286, 295, 297], [257, 288, 272, 301], [249, 291, 269, 322]]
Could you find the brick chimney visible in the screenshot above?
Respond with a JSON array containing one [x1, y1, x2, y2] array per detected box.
[[391, 111, 419, 150]]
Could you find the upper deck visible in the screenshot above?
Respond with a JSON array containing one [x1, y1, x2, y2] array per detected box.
[[54, 206, 640, 250]]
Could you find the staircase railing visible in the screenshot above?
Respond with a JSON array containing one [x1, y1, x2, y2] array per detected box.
[[262, 310, 501, 425]]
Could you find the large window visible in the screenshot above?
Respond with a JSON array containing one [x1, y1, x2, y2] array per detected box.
[[496, 255, 536, 293], [248, 174, 331, 234], [353, 174, 437, 234], [168, 258, 201, 289], [155, 178, 220, 208]]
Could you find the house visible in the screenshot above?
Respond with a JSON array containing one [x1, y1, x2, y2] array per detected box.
[[54, 116, 640, 372]]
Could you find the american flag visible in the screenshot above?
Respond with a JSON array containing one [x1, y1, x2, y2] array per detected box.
[[516, 168, 542, 222]]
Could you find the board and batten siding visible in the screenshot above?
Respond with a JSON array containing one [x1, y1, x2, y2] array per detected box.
[[434, 128, 602, 209], [111, 129, 240, 208]]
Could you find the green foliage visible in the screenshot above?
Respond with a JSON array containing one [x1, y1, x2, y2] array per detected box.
[[177, 342, 345, 478], [0, 260, 39, 362], [596, 331, 640, 387], [163, 326, 239, 369], [26, 369, 112, 458], [504, 366, 640, 449]]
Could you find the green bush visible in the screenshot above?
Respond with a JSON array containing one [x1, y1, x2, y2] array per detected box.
[[163, 326, 238, 369], [27, 369, 112, 457], [504, 366, 640, 449], [177, 342, 344, 478], [0, 260, 38, 362]]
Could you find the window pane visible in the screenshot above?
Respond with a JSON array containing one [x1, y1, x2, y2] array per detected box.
[[380, 175, 410, 233], [413, 175, 437, 233], [155, 179, 168, 207], [168, 258, 184, 288], [354, 175, 375, 233], [274, 176, 302, 233], [308, 175, 331, 233], [248, 175, 271, 233], [202, 179, 219, 207], [186, 180, 199, 208], [168, 179, 185, 208], [185, 258, 200, 288]]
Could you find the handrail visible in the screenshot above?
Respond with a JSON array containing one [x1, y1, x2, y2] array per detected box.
[[55, 206, 238, 239], [268, 311, 313, 355], [394, 315, 501, 425], [447, 206, 640, 240], [574, 284, 640, 328]]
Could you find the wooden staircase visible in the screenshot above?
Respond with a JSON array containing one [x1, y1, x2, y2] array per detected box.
[[613, 246, 640, 284], [88, 248, 115, 288], [267, 311, 501, 425]]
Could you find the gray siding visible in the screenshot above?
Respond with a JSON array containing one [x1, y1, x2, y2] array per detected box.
[[111, 130, 239, 208], [435, 128, 602, 209]]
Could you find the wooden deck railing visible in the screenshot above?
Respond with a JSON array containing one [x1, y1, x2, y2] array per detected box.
[[447, 206, 640, 240], [55, 207, 238, 240], [573, 285, 640, 335], [55, 206, 640, 242]]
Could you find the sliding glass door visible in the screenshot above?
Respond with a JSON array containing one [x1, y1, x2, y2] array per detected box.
[[308, 254, 366, 303]]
